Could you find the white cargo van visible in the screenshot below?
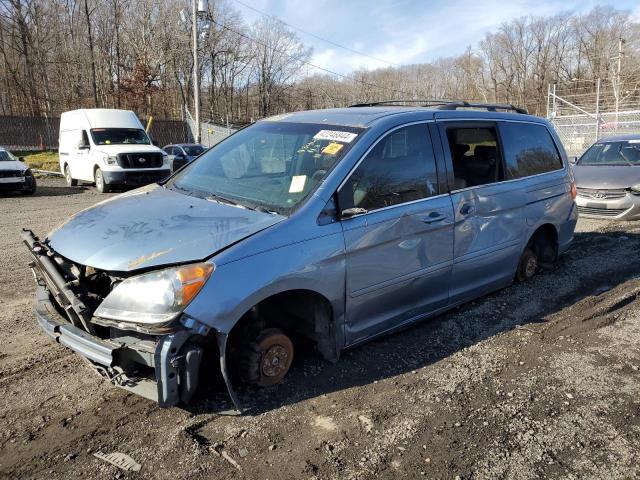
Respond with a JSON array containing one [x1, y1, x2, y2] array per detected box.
[[59, 109, 170, 193]]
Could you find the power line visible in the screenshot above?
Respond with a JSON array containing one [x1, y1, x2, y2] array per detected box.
[[209, 18, 416, 98], [233, 0, 401, 68]]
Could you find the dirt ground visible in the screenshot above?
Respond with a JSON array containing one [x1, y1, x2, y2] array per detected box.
[[1, 177, 640, 480]]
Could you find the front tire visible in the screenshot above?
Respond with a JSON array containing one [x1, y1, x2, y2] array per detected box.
[[238, 328, 294, 387], [516, 247, 538, 282], [94, 168, 110, 193], [64, 165, 78, 187]]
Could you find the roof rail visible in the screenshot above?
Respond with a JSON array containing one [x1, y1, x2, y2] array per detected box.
[[348, 99, 528, 114], [436, 101, 528, 114], [349, 99, 454, 107]]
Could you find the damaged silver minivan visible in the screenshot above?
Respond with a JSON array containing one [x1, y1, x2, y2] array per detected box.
[[24, 101, 578, 412]]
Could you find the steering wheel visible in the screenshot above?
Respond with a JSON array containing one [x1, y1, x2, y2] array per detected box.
[[311, 169, 327, 182]]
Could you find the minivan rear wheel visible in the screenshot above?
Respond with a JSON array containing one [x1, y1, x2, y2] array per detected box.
[[238, 328, 294, 387], [64, 165, 77, 187], [94, 168, 110, 193], [516, 247, 538, 282]]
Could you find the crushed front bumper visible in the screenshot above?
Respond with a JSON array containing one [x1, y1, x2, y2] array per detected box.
[[23, 229, 243, 413]]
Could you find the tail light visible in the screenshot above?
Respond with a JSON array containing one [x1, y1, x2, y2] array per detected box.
[[570, 181, 577, 200]]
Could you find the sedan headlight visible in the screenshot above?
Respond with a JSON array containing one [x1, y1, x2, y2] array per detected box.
[[630, 184, 640, 194], [94, 262, 214, 325]]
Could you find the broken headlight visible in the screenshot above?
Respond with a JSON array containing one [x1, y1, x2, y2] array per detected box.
[[94, 262, 213, 324]]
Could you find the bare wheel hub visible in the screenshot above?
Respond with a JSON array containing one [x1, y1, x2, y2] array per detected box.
[[525, 256, 537, 277], [261, 345, 289, 378]]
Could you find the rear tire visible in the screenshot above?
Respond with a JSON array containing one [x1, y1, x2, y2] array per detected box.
[[94, 168, 110, 193], [237, 328, 294, 387], [516, 247, 538, 282], [64, 165, 77, 187]]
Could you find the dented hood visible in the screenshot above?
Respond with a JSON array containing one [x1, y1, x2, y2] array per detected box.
[[47, 184, 285, 272]]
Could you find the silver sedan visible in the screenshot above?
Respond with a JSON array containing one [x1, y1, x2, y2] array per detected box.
[[573, 135, 640, 220]]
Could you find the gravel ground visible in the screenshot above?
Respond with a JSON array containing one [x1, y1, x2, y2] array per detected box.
[[1, 177, 640, 480]]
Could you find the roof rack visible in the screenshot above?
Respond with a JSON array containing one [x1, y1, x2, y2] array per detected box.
[[436, 101, 528, 114], [349, 99, 454, 107], [349, 99, 528, 114]]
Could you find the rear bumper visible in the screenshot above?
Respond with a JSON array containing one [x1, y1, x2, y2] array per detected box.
[[102, 169, 170, 186]]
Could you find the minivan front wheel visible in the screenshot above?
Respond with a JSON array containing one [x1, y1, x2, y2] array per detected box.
[[94, 168, 110, 193], [64, 165, 77, 187], [516, 247, 538, 282], [238, 328, 294, 387]]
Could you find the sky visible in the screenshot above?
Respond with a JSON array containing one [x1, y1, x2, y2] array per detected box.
[[234, 0, 640, 75]]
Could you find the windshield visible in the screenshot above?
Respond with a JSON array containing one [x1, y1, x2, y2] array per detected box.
[[184, 145, 205, 156], [165, 121, 363, 214], [579, 140, 640, 166], [90, 128, 150, 145], [0, 150, 17, 162]]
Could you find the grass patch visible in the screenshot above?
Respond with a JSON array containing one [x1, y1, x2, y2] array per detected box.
[[19, 151, 60, 172]]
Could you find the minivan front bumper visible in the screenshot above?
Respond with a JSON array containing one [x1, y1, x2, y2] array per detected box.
[[33, 282, 204, 407], [23, 229, 243, 413]]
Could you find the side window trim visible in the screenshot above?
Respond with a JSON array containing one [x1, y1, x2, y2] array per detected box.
[[336, 121, 440, 216], [437, 120, 506, 192]]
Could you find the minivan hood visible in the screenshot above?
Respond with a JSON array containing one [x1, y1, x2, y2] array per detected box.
[[47, 184, 286, 272], [0, 160, 27, 172], [573, 164, 640, 189]]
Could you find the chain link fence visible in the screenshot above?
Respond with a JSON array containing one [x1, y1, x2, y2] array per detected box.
[[550, 110, 640, 158], [185, 108, 237, 147], [0, 115, 189, 151]]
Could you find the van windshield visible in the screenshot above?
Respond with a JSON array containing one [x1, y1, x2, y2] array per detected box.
[[165, 121, 363, 215], [90, 128, 150, 146]]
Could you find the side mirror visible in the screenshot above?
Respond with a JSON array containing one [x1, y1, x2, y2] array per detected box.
[[18, 156, 24, 162], [569, 156, 578, 165]]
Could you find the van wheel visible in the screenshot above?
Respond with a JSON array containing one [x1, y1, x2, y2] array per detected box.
[[516, 247, 538, 282], [64, 165, 77, 187], [238, 328, 294, 387], [94, 168, 110, 193]]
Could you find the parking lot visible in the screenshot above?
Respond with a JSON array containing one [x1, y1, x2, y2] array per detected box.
[[1, 177, 640, 479]]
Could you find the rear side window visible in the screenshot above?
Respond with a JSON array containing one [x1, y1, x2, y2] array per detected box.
[[446, 126, 503, 189], [500, 123, 562, 178], [339, 124, 438, 211]]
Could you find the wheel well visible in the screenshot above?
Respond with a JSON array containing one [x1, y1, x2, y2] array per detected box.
[[93, 164, 100, 175], [228, 289, 336, 362], [527, 223, 558, 265]]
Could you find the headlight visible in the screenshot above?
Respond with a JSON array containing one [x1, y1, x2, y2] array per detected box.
[[94, 262, 213, 325], [630, 184, 640, 194], [162, 154, 169, 165], [102, 155, 118, 165]]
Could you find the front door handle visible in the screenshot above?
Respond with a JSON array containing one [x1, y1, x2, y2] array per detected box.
[[422, 212, 446, 224], [459, 203, 475, 216]]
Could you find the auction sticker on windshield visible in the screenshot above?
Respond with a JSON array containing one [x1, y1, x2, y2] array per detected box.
[[322, 142, 344, 155], [313, 130, 358, 143]]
